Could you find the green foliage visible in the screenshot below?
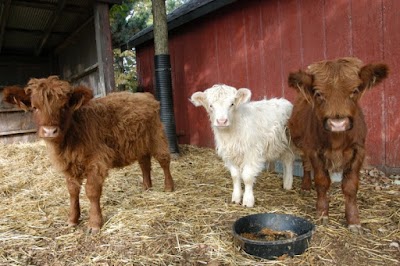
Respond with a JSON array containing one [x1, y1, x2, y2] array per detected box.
[[110, 0, 190, 47], [110, 0, 152, 92], [166, 0, 190, 13], [110, 0, 190, 92], [113, 48, 138, 92], [110, 0, 152, 47]]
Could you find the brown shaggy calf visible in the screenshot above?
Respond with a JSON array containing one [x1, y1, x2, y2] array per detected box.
[[3, 76, 174, 233], [288, 57, 388, 232]]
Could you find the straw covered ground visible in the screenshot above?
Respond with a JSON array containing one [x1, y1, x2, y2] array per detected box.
[[0, 141, 399, 266]]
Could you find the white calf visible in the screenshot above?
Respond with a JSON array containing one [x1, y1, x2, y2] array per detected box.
[[190, 84, 294, 207]]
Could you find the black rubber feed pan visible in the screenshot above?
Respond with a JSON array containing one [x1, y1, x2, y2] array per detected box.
[[232, 213, 315, 260]]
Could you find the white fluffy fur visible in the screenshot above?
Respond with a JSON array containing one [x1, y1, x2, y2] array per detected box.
[[191, 84, 295, 207]]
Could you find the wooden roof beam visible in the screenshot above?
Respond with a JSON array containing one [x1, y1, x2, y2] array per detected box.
[[54, 16, 94, 54], [96, 0, 122, 5], [6, 26, 67, 36], [0, 0, 88, 14], [35, 0, 67, 56], [0, 0, 11, 53]]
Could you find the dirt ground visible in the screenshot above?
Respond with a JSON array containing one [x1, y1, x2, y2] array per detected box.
[[0, 142, 399, 265]]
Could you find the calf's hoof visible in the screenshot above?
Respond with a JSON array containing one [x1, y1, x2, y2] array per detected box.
[[283, 180, 293, 190], [164, 184, 174, 192], [242, 202, 254, 208], [231, 192, 242, 205], [283, 184, 293, 190], [67, 221, 79, 227], [142, 183, 152, 191], [301, 183, 312, 191], [164, 180, 174, 192], [348, 224, 362, 234], [316, 215, 329, 225], [300, 189, 312, 196], [242, 196, 255, 208], [87, 227, 101, 234]]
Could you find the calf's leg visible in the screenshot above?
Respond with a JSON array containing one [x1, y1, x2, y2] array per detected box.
[[153, 152, 174, 192], [342, 147, 364, 232], [301, 170, 312, 191], [281, 149, 294, 190], [138, 154, 152, 190], [66, 176, 82, 226], [228, 163, 241, 204], [152, 135, 174, 192], [311, 155, 331, 224], [85, 171, 105, 233], [301, 156, 313, 191], [242, 164, 262, 207], [314, 171, 330, 224], [342, 171, 360, 231]]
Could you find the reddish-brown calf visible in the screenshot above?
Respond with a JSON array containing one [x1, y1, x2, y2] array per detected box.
[[287, 57, 388, 232], [3, 76, 175, 233]]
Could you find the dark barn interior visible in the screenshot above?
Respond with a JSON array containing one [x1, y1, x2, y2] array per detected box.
[[0, 0, 120, 143]]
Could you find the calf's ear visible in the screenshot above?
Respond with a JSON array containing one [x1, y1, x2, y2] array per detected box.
[[2, 86, 31, 111], [235, 88, 251, 106], [190, 91, 208, 108], [288, 70, 313, 91], [288, 70, 314, 102], [359, 63, 388, 90], [69, 86, 93, 111]]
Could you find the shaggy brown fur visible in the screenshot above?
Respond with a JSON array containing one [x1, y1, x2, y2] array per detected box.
[[3, 76, 174, 233], [287, 57, 388, 232], [2, 85, 31, 109]]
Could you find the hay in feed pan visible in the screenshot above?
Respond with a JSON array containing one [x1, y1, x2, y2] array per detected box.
[[0, 141, 399, 265]]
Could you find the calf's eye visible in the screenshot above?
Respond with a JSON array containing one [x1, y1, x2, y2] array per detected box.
[[314, 90, 322, 98], [350, 88, 360, 98]]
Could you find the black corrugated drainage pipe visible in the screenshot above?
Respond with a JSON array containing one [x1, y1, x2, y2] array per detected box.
[[154, 54, 180, 154]]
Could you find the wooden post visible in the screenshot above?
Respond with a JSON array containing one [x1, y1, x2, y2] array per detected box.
[[94, 2, 115, 95]]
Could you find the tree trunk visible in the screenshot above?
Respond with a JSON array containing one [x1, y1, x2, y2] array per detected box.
[[151, 0, 179, 155], [152, 0, 169, 55]]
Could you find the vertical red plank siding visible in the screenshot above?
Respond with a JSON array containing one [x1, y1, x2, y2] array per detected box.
[[214, 9, 235, 85], [170, 16, 218, 147], [352, 0, 385, 166], [324, 0, 352, 58], [136, 45, 155, 94], [299, 0, 326, 65], [135, 0, 400, 171], [242, 0, 265, 100], [260, 0, 283, 99], [169, 35, 188, 144], [213, 6, 248, 87], [383, 0, 400, 167], [220, 5, 248, 88], [278, 0, 302, 102]]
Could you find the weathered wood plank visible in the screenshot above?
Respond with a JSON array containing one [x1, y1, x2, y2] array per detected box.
[[383, 0, 400, 168], [0, 133, 37, 144], [94, 2, 115, 95], [0, 111, 35, 133], [260, 0, 283, 99], [352, 0, 385, 167]]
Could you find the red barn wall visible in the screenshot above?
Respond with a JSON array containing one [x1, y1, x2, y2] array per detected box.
[[135, 0, 400, 173]]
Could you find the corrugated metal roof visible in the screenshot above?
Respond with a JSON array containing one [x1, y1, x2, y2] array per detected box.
[[0, 0, 120, 56]]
